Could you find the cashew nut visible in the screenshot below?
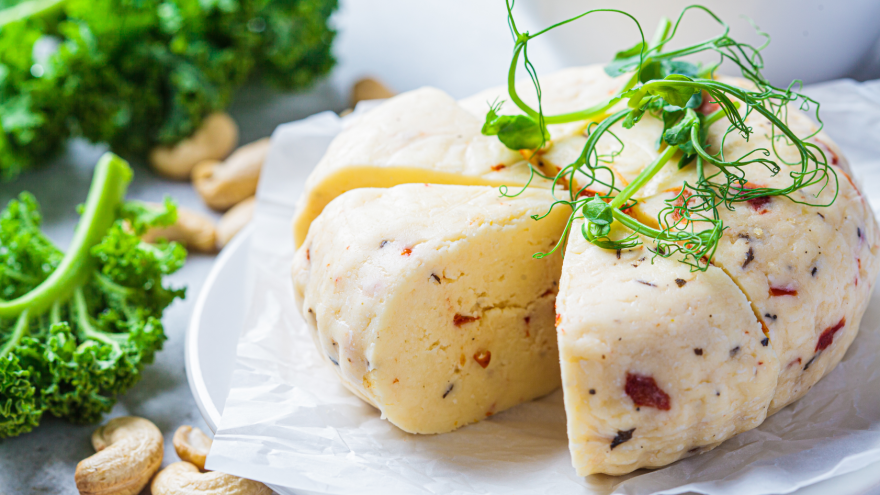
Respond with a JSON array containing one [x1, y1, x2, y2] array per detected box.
[[352, 77, 395, 105], [74, 416, 164, 495], [142, 205, 218, 253], [149, 112, 239, 180], [217, 196, 256, 249], [192, 138, 269, 211], [151, 462, 273, 495], [173, 425, 213, 470]]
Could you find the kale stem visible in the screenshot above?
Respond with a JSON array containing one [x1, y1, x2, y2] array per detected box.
[[50, 301, 61, 326], [0, 0, 66, 27], [95, 273, 136, 298], [73, 288, 121, 352], [610, 143, 679, 209], [0, 266, 40, 286], [0, 154, 132, 318], [0, 311, 29, 358]]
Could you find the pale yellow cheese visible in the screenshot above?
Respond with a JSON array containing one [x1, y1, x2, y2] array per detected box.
[[556, 223, 780, 475], [293, 65, 630, 248], [292, 88, 538, 247], [289, 67, 880, 475], [630, 86, 880, 414], [459, 65, 627, 140], [292, 185, 569, 433]]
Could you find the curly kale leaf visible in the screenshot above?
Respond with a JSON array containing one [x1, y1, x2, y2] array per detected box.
[[0, 0, 337, 179], [0, 153, 185, 436], [0, 353, 41, 437]]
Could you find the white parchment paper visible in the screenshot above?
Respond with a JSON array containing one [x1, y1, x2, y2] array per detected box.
[[205, 80, 880, 495]]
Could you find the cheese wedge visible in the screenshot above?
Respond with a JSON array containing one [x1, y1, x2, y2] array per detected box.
[[292, 184, 568, 433], [556, 223, 780, 475], [631, 103, 880, 414]]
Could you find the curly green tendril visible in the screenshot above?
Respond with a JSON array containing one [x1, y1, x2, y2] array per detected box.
[[483, 1, 838, 271]]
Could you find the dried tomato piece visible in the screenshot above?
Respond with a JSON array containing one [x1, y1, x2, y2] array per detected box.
[[736, 182, 772, 212], [769, 286, 797, 297], [814, 138, 839, 166], [473, 350, 491, 368], [670, 187, 693, 223], [625, 373, 671, 410], [816, 317, 846, 352], [697, 91, 720, 115], [453, 314, 479, 327], [747, 196, 772, 211]]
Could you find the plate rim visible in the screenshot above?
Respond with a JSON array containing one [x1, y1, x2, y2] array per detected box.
[[185, 223, 254, 433]]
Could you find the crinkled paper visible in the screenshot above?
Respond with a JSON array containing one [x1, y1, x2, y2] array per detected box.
[[206, 80, 880, 494]]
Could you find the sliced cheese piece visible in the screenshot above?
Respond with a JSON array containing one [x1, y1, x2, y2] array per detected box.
[[295, 66, 629, 248], [292, 87, 539, 247], [292, 184, 569, 434], [556, 223, 779, 475]]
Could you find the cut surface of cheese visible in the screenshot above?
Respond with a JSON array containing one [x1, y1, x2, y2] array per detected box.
[[293, 65, 630, 248], [292, 184, 569, 433], [292, 87, 538, 247], [556, 223, 779, 475]]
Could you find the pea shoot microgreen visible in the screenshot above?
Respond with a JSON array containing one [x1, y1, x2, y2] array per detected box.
[[485, 1, 837, 271]]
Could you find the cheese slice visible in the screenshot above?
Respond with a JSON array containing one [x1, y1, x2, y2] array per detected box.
[[291, 88, 537, 247], [293, 65, 630, 248], [292, 184, 568, 433], [556, 223, 780, 475]]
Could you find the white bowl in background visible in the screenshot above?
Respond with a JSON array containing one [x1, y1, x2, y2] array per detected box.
[[518, 0, 880, 85]]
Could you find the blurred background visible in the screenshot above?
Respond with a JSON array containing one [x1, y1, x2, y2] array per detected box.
[[329, 0, 880, 99]]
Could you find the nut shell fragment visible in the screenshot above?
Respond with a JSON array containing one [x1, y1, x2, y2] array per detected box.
[[193, 138, 269, 211], [172, 425, 213, 470], [74, 416, 164, 495], [143, 205, 217, 254], [149, 113, 239, 180], [217, 196, 256, 249], [151, 462, 272, 495]]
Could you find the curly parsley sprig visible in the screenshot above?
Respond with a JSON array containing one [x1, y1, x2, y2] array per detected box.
[[484, 1, 837, 271]]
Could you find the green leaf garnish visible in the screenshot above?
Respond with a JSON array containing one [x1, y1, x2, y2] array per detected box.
[[604, 41, 646, 77], [488, 1, 837, 271], [482, 101, 549, 150]]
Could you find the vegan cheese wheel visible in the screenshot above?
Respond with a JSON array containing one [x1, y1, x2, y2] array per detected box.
[[292, 184, 568, 433], [290, 66, 880, 476], [556, 223, 780, 476]]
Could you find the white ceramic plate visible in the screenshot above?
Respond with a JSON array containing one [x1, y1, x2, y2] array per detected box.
[[187, 223, 880, 494], [186, 223, 253, 433]]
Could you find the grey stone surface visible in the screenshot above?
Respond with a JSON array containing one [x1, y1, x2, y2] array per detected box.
[[0, 81, 343, 494]]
